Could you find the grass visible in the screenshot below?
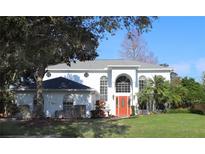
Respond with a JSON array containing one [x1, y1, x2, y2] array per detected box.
[[0, 113, 205, 137]]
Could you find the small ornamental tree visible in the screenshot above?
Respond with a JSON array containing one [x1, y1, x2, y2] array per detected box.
[[91, 100, 106, 118]]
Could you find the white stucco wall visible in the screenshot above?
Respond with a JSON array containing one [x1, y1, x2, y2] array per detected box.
[[107, 68, 137, 115], [43, 68, 171, 116], [44, 71, 107, 94], [15, 92, 35, 111], [138, 71, 171, 81], [43, 92, 64, 117], [15, 90, 94, 118], [43, 91, 94, 117]]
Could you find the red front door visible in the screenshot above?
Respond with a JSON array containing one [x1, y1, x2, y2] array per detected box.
[[116, 96, 130, 117]]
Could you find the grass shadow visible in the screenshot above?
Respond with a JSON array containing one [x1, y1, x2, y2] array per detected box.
[[0, 118, 130, 138]]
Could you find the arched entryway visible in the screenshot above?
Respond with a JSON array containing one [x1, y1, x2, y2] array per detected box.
[[115, 74, 132, 117]]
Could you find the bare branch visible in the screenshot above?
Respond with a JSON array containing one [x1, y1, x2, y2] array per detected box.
[[119, 30, 158, 64]]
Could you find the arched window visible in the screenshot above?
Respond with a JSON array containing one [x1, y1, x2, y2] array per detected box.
[[63, 94, 74, 111], [100, 76, 108, 101], [116, 76, 131, 93], [139, 76, 146, 91]]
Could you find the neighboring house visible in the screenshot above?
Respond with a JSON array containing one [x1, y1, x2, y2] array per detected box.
[[15, 59, 172, 118]]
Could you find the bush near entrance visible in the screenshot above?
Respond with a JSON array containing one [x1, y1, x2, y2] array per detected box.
[[91, 100, 106, 118]]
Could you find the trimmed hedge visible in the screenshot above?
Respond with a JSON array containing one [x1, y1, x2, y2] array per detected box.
[[166, 104, 205, 115], [166, 108, 190, 114], [190, 109, 204, 115]]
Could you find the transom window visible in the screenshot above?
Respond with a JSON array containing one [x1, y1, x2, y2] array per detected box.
[[139, 76, 146, 91], [100, 76, 108, 101], [116, 76, 131, 93]]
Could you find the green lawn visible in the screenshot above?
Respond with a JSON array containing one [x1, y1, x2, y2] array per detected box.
[[0, 113, 205, 137]]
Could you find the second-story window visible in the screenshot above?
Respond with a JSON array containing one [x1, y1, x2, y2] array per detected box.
[[139, 76, 146, 91], [116, 76, 131, 93], [100, 76, 108, 101]]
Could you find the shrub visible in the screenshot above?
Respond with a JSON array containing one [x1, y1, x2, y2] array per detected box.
[[91, 100, 106, 118], [55, 110, 64, 119], [15, 105, 32, 120], [190, 103, 205, 115], [190, 109, 204, 115], [131, 105, 135, 116], [166, 108, 190, 114], [0, 90, 16, 117], [6, 103, 18, 117]]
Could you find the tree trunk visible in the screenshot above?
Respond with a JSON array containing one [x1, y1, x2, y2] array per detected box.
[[152, 100, 155, 112], [4, 103, 8, 117], [33, 67, 45, 118]]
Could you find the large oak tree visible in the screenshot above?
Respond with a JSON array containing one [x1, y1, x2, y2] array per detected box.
[[0, 16, 157, 118]]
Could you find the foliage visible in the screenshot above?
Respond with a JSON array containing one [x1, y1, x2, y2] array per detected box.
[[137, 75, 170, 111], [91, 100, 106, 118], [0, 16, 156, 118], [165, 108, 190, 114], [168, 77, 188, 108], [0, 17, 27, 89], [181, 77, 205, 104], [0, 90, 16, 117], [190, 109, 204, 115], [190, 103, 205, 115], [120, 30, 158, 64], [131, 105, 136, 116], [15, 105, 32, 120], [55, 110, 64, 119], [168, 75, 205, 108], [202, 71, 205, 88], [138, 75, 205, 112]]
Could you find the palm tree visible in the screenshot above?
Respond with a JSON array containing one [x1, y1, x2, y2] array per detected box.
[[138, 79, 153, 112], [138, 75, 189, 113], [138, 75, 171, 112]]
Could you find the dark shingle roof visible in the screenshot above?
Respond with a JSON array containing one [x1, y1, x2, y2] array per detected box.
[[27, 77, 91, 90]]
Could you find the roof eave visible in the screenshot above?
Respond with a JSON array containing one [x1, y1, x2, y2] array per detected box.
[[107, 65, 141, 68], [138, 68, 173, 71], [14, 88, 95, 92]]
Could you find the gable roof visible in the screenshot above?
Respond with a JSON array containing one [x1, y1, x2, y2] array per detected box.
[[17, 77, 91, 91], [47, 59, 172, 71]]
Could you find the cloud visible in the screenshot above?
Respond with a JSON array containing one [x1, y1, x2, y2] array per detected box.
[[195, 58, 205, 73], [170, 57, 205, 81], [171, 63, 191, 76]]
